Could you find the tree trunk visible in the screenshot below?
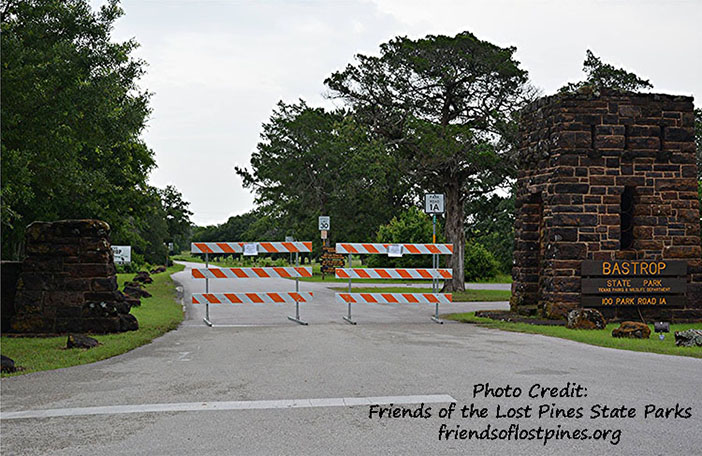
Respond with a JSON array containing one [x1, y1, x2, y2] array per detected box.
[[443, 181, 465, 292]]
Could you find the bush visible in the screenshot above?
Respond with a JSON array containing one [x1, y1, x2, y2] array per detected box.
[[464, 241, 500, 281], [367, 207, 442, 268]]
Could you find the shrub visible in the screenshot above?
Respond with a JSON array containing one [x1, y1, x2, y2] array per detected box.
[[464, 241, 500, 281], [367, 207, 442, 268]]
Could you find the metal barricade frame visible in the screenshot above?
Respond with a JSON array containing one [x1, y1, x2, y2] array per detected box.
[[334, 243, 454, 324], [191, 241, 313, 326]]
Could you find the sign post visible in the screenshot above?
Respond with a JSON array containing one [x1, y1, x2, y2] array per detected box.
[[319, 216, 330, 278], [424, 194, 445, 295]]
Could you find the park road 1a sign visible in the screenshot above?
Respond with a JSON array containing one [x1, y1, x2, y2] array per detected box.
[[425, 194, 444, 214]]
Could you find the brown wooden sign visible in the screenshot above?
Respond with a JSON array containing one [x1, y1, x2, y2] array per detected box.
[[581, 260, 687, 307], [581, 277, 687, 295], [321, 246, 345, 275]]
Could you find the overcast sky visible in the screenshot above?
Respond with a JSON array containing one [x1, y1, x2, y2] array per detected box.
[[93, 0, 702, 226]]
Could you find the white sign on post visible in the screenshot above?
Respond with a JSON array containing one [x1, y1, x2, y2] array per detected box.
[[425, 194, 445, 214], [387, 244, 403, 258], [243, 243, 258, 256], [318, 216, 330, 231], [111, 245, 131, 265]]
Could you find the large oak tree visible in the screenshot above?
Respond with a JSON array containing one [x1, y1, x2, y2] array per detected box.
[[325, 32, 530, 290]]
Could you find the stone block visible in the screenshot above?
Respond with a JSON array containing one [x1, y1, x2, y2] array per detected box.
[[10, 219, 138, 334]]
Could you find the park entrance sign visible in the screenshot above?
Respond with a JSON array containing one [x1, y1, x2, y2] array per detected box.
[[581, 260, 687, 307], [510, 90, 701, 322]]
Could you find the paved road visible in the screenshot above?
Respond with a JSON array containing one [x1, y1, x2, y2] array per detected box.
[[178, 261, 509, 326], [1, 262, 700, 455]]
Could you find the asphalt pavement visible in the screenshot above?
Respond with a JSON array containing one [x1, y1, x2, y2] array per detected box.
[[1, 261, 700, 456]]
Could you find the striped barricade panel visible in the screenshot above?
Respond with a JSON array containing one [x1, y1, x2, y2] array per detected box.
[[335, 293, 452, 305], [335, 243, 453, 255], [191, 241, 313, 254], [192, 292, 314, 305], [192, 267, 312, 279], [335, 268, 452, 280]]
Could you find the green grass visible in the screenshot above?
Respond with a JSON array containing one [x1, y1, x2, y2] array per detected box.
[[331, 286, 511, 302], [1, 264, 185, 377], [472, 273, 512, 284], [444, 312, 702, 358]]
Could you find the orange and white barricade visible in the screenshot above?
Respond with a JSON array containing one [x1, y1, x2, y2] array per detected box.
[[334, 243, 453, 324], [190, 241, 313, 326]]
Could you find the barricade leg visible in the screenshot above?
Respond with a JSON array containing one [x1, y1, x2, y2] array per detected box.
[[287, 252, 308, 325], [431, 301, 443, 324], [342, 253, 356, 324], [203, 252, 214, 326], [287, 301, 308, 325], [343, 302, 356, 325], [431, 253, 442, 324]]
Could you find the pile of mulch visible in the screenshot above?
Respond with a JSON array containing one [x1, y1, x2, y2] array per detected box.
[[474, 310, 565, 326]]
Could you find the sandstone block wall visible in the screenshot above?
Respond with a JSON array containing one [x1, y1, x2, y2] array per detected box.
[[511, 89, 701, 321], [10, 220, 138, 333]]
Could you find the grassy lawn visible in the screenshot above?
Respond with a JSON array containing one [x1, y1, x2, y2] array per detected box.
[[445, 312, 702, 359], [1, 264, 185, 377], [472, 273, 512, 284], [331, 286, 511, 302]]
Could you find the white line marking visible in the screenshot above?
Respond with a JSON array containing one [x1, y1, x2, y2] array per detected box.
[[0, 394, 455, 420]]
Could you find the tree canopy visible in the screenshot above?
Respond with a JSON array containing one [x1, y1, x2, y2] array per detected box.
[[325, 31, 531, 290], [235, 100, 410, 250], [1, 0, 191, 263], [560, 50, 653, 93]]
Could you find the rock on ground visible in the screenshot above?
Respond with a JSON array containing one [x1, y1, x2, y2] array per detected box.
[[612, 321, 651, 339], [66, 334, 99, 349], [123, 285, 152, 299], [1, 354, 17, 373], [566, 308, 606, 330], [674, 329, 702, 347]]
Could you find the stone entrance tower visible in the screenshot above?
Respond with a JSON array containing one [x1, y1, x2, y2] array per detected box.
[[511, 89, 701, 321]]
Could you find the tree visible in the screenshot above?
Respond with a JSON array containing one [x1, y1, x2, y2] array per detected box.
[[160, 185, 193, 251], [235, 100, 410, 251], [1, 0, 155, 258], [193, 211, 259, 243], [560, 50, 653, 93], [464, 189, 515, 274], [325, 32, 530, 290]]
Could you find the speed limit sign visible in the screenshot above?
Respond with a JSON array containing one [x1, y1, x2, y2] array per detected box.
[[318, 216, 330, 231]]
